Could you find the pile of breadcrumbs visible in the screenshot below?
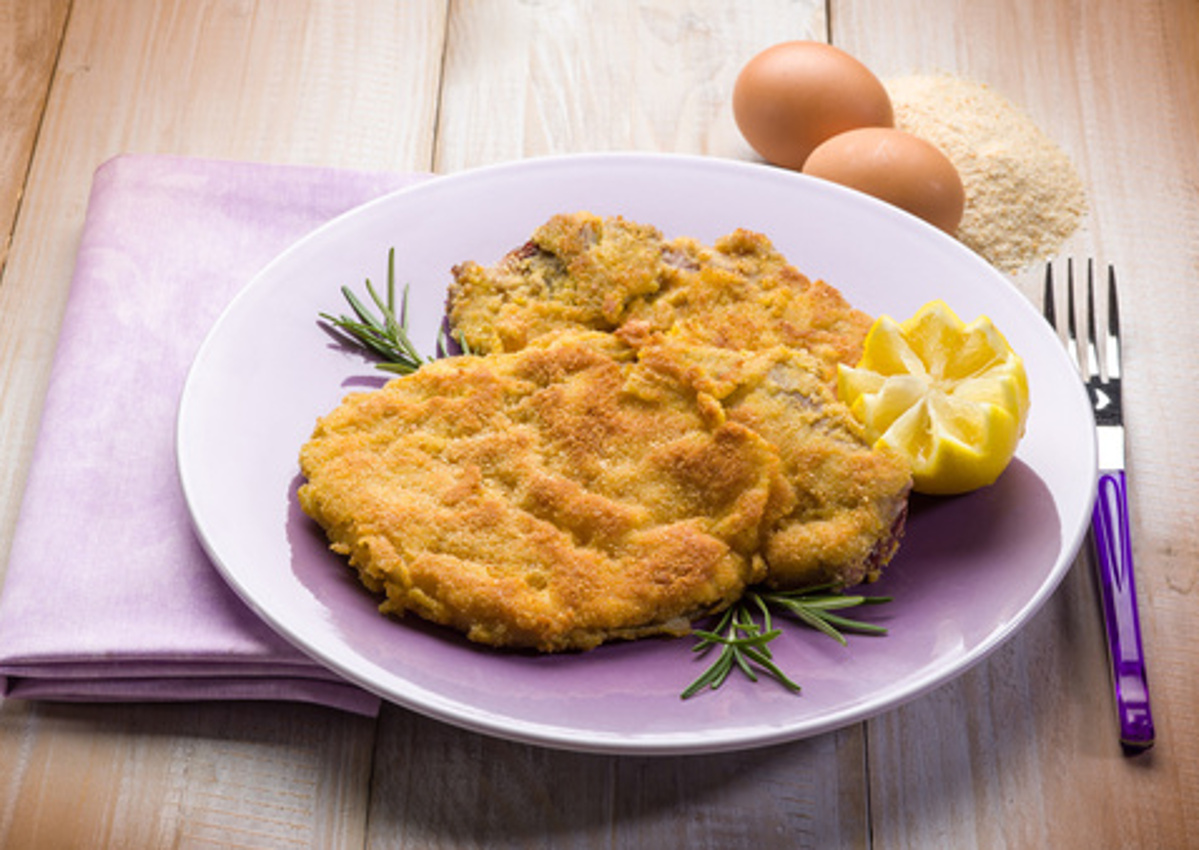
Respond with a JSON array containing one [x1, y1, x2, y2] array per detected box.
[[885, 74, 1087, 273]]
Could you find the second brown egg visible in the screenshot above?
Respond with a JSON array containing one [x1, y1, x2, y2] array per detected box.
[[802, 127, 965, 234]]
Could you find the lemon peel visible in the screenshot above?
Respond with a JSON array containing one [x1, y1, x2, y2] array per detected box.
[[837, 300, 1029, 495]]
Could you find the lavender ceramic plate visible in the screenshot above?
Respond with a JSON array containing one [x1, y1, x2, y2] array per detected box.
[[177, 153, 1096, 754]]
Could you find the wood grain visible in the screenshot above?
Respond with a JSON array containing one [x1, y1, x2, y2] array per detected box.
[[842, 1, 1199, 847], [378, 3, 869, 847], [2, 0, 1198, 847], [366, 710, 869, 849], [433, 0, 825, 171], [0, 0, 69, 276], [0, 0, 446, 582], [0, 0, 70, 558], [0, 1, 444, 846], [0, 701, 376, 849]]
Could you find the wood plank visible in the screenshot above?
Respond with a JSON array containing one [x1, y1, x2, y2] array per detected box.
[[433, 0, 825, 171], [0, 0, 70, 275], [367, 710, 870, 849], [0, 1, 447, 847], [0, 0, 447, 601], [0, 701, 376, 849], [4, 0, 1193, 846], [837, 0, 1199, 847], [366, 3, 878, 848]]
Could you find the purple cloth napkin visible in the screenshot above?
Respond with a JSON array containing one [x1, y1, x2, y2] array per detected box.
[[0, 154, 427, 715]]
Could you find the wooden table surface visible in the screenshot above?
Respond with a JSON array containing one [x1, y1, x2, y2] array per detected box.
[[2, 2, 1197, 847]]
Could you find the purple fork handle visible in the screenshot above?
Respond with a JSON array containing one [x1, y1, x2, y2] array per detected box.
[[1092, 469, 1155, 751]]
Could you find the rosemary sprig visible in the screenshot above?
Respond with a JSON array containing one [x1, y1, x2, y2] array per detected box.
[[757, 585, 891, 644], [681, 593, 799, 699], [681, 585, 891, 700], [319, 248, 431, 375]]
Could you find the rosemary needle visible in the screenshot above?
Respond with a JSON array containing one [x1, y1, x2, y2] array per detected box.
[[681, 586, 891, 700], [319, 247, 432, 374]]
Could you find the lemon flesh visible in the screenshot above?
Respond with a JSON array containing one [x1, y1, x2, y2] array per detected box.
[[837, 300, 1030, 495]]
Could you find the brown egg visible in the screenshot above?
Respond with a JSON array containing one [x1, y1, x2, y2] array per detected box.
[[802, 127, 966, 234], [733, 41, 893, 171]]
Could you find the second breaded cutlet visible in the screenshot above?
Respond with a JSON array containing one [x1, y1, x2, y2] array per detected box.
[[446, 211, 873, 382]]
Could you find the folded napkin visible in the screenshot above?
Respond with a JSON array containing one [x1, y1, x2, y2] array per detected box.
[[0, 154, 427, 714]]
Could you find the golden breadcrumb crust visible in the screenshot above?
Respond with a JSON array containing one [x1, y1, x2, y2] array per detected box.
[[299, 333, 791, 652], [631, 341, 910, 589], [447, 212, 872, 382], [301, 213, 912, 651]]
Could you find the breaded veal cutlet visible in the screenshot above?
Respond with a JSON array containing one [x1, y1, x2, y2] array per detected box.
[[298, 332, 792, 652], [447, 211, 873, 383], [300, 213, 912, 652]]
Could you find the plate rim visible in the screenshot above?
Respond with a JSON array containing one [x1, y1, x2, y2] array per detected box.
[[177, 151, 1098, 755]]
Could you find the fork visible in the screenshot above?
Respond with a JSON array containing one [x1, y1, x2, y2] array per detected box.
[[1043, 259, 1154, 752]]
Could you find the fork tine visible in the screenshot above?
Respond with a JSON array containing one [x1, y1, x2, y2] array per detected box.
[[1107, 264, 1122, 380], [1066, 259, 1083, 375], [1043, 263, 1058, 328], [1044, 259, 1120, 383], [1086, 260, 1103, 382]]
